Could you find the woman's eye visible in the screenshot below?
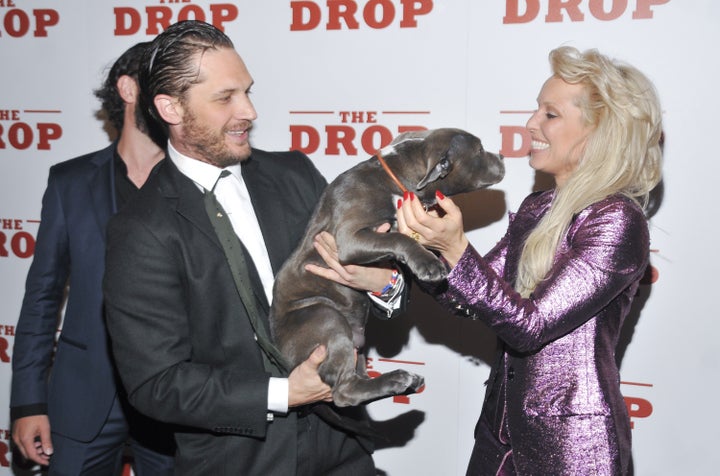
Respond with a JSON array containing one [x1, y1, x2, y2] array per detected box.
[[546, 112, 557, 119]]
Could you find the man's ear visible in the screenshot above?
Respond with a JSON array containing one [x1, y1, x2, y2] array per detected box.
[[116, 75, 138, 104], [154, 94, 182, 125]]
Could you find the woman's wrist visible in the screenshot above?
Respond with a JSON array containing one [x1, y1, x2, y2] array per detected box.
[[442, 236, 469, 269]]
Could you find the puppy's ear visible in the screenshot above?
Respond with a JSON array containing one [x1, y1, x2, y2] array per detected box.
[[416, 133, 469, 189], [416, 153, 451, 190]]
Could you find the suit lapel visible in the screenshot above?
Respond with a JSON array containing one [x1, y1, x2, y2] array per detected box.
[[241, 156, 294, 275], [158, 157, 223, 251], [159, 157, 274, 331], [87, 144, 117, 241]]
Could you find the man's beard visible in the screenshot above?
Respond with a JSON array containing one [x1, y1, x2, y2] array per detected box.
[[182, 107, 252, 168]]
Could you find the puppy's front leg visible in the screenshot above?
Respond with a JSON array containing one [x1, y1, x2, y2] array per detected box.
[[338, 228, 447, 284]]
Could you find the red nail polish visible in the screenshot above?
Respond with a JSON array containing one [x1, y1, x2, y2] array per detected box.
[[403, 191, 409, 201], [436, 190, 445, 200], [397, 199, 402, 209], [410, 192, 415, 201]]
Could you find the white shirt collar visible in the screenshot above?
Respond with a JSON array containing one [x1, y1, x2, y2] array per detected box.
[[167, 140, 243, 191]]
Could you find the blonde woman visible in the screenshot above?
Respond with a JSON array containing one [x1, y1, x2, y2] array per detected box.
[[396, 47, 663, 475]]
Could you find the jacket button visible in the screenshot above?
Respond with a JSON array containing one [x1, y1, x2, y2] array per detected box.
[[507, 367, 515, 380]]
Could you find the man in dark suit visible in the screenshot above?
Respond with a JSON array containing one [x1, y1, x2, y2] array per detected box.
[[102, 21, 404, 476], [10, 43, 175, 474]]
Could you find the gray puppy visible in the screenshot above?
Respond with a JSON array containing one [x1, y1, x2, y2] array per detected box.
[[270, 128, 504, 407]]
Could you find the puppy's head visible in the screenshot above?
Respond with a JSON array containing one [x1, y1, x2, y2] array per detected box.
[[381, 128, 505, 203]]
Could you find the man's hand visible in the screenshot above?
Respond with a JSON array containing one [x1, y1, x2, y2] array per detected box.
[[288, 345, 333, 407], [12, 414, 53, 466]]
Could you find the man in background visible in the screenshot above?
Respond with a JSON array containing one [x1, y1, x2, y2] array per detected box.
[[10, 42, 175, 474]]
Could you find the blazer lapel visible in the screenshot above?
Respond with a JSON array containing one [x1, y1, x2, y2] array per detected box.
[[87, 144, 117, 240], [158, 158, 223, 251], [241, 157, 294, 276]]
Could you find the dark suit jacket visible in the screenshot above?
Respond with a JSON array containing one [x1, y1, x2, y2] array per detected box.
[[103, 149, 329, 474], [11, 143, 121, 441]]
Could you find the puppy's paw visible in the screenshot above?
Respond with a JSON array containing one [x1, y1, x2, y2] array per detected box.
[[405, 373, 425, 393], [385, 370, 425, 395], [409, 256, 447, 284]]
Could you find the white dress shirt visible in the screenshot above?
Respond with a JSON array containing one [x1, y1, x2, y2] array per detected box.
[[167, 142, 403, 416], [168, 143, 288, 415]]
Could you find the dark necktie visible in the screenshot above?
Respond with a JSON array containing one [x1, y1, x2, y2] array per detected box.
[[203, 171, 287, 376]]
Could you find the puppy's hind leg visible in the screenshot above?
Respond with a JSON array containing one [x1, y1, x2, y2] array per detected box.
[[331, 355, 425, 407]]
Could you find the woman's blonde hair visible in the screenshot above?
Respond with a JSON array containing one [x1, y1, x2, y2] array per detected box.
[[514, 46, 663, 297]]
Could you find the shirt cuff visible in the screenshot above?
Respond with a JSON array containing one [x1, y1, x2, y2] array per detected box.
[[367, 272, 405, 315], [268, 377, 289, 415]]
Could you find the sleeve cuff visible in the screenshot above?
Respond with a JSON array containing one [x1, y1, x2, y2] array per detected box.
[[267, 377, 289, 415], [368, 272, 405, 317]]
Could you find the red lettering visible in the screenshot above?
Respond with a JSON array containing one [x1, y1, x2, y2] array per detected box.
[[504, 0, 667, 23], [0, 8, 58, 37], [0, 231, 35, 258], [33, 9, 59, 36], [545, 0, 584, 22], [589, 0, 627, 20], [7, 122, 32, 150], [0, 337, 9, 363], [399, 0, 433, 27], [0, 122, 62, 151], [624, 396, 653, 429], [208, 4, 238, 31], [326, 125, 357, 155], [290, 125, 321, 154], [145, 6, 175, 35], [328, 0, 360, 30], [2, 8, 28, 37], [364, 0, 395, 29], [12, 231, 35, 258], [360, 125, 393, 154], [499, 125, 530, 158], [291, 0, 431, 30], [397, 125, 427, 134], [504, 0, 540, 24], [290, 1, 322, 31], [0, 440, 8, 467], [114, 4, 238, 36], [1, 219, 22, 230], [291, 124, 428, 156], [114, 7, 141, 35], [37, 123, 62, 150], [632, 0, 670, 19]]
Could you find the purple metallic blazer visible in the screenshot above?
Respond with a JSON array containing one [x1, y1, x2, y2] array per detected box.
[[437, 190, 649, 475]]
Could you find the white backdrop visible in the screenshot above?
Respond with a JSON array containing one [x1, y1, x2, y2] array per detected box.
[[1, 1, 718, 474]]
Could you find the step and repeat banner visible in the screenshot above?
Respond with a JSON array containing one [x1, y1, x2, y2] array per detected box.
[[1, 1, 718, 474]]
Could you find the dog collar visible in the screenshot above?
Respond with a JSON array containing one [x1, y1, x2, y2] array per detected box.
[[375, 150, 409, 194]]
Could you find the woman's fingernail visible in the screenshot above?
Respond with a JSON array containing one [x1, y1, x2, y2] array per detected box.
[[403, 191, 409, 201], [397, 199, 402, 209], [410, 192, 415, 201], [436, 190, 445, 200]]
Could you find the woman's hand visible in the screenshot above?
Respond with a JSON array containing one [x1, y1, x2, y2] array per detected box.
[[304, 225, 396, 294], [397, 191, 469, 268]]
